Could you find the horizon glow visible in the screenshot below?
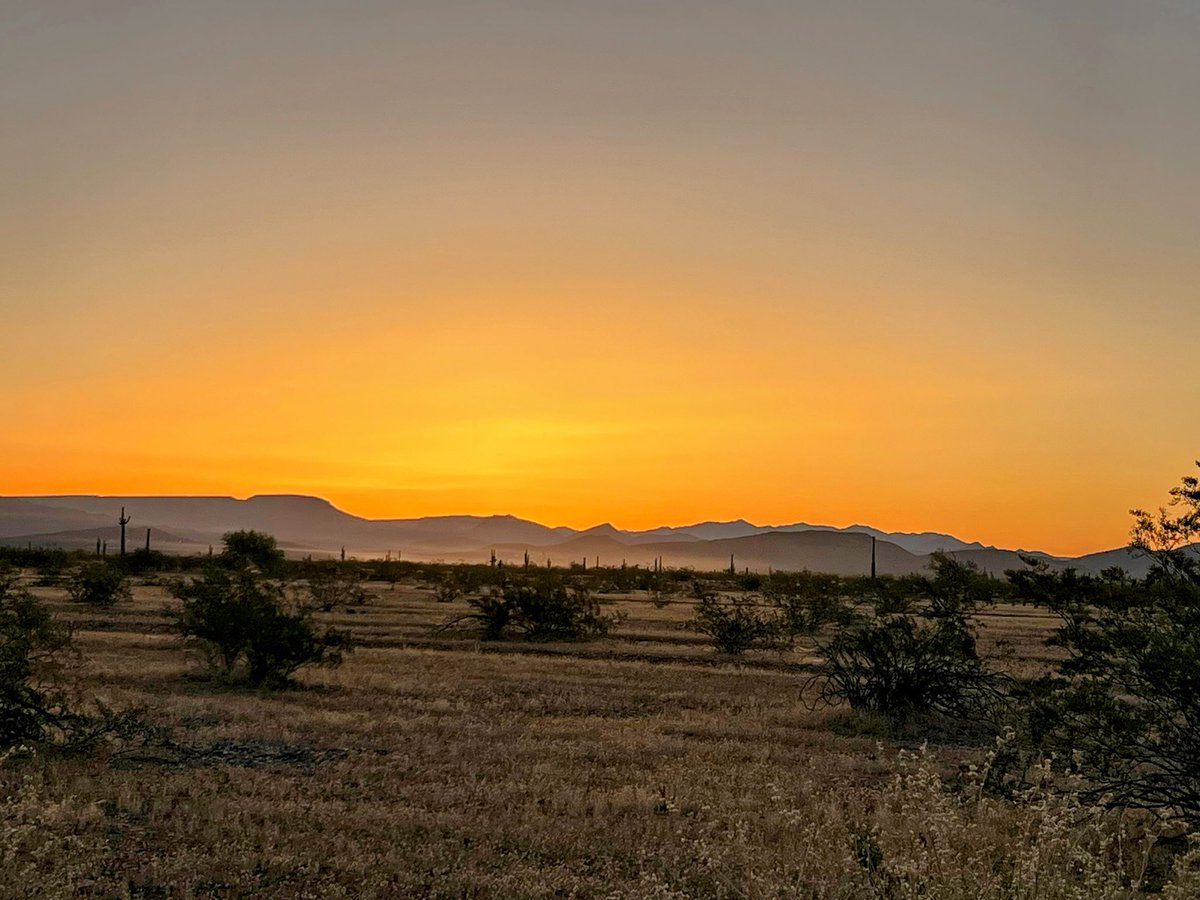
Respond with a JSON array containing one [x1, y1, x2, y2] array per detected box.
[[3, 2, 1198, 556]]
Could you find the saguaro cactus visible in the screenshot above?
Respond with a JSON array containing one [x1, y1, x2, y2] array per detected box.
[[118, 507, 131, 556], [145, 528, 152, 553]]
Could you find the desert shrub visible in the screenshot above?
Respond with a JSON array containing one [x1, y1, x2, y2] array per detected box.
[[809, 554, 1007, 720], [371, 559, 414, 590], [1007, 466, 1200, 820], [507, 579, 618, 640], [738, 572, 763, 591], [169, 567, 351, 687], [219, 529, 285, 574], [306, 565, 373, 611], [1129, 461, 1200, 581], [34, 554, 68, 587], [118, 547, 171, 576], [433, 573, 464, 604], [66, 562, 132, 608], [1, 569, 159, 753], [444, 576, 618, 641], [690, 586, 788, 655], [764, 571, 856, 635], [459, 591, 512, 640], [0, 570, 73, 748], [665, 566, 696, 584]]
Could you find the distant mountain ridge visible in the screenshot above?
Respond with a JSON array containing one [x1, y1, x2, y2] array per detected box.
[[0, 493, 1174, 577]]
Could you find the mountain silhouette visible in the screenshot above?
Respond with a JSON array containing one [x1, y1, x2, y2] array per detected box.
[[0, 493, 1173, 575]]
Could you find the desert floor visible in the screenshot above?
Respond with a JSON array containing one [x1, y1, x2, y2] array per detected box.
[[8, 576, 1158, 898]]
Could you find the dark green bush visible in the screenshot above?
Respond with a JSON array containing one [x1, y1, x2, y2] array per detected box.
[[66, 562, 132, 608], [34, 554, 68, 587], [2, 567, 159, 753], [1, 568, 73, 747], [169, 567, 351, 688], [809, 555, 1007, 719], [445, 575, 618, 641], [220, 529, 285, 574], [1006, 464, 1200, 819]]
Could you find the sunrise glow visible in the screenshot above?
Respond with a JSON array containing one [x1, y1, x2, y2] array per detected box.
[[4, 3, 1198, 556]]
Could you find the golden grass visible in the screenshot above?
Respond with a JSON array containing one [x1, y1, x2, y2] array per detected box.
[[4, 578, 1196, 897]]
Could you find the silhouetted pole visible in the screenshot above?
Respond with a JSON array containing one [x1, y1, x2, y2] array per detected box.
[[870, 536, 877, 580], [118, 506, 130, 556], [145, 529, 151, 553], [729, 554, 735, 575]]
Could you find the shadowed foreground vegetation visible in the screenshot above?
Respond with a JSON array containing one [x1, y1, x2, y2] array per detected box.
[[0, 571, 1194, 896]]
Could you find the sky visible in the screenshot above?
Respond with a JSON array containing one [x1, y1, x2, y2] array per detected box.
[[2, 1, 1198, 554]]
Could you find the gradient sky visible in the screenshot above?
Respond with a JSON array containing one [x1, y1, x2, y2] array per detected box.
[[3, 1, 1198, 554]]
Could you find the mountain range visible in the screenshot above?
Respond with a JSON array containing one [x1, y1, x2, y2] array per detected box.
[[0, 494, 1170, 577]]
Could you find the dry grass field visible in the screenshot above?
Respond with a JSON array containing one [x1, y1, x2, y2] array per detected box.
[[5, 575, 1196, 898]]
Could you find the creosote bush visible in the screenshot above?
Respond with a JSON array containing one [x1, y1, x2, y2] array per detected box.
[[2, 568, 159, 754], [305, 564, 373, 612], [169, 566, 351, 688], [433, 573, 464, 604], [689, 586, 788, 655], [763, 570, 857, 635], [1007, 463, 1200, 821], [66, 561, 132, 608], [1, 568, 73, 748], [810, 554, 1007, 721], [444, 575, 619, 641]]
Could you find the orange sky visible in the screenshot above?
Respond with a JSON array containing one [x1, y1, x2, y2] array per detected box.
[[3, 3, 1198, 555]]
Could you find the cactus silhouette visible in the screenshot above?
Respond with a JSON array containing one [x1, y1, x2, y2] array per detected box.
[[118, 506, 131, 556]]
